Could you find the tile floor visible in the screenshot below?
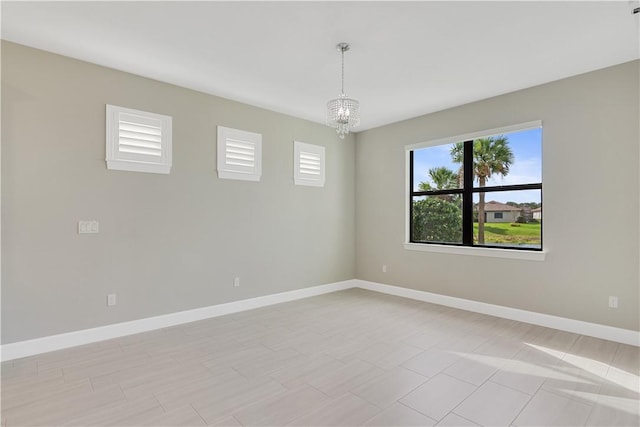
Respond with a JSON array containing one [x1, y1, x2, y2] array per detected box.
[[1, 288, 638, 426]]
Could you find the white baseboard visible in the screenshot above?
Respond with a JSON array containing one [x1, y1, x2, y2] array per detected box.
[[0, 279, 356, 361], [355, 279, 640, 347], [3, 277, 637, 361]]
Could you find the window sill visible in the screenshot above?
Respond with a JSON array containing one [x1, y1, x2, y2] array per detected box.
[[107, 160, 171, 174], [404, 243, 546, 261]]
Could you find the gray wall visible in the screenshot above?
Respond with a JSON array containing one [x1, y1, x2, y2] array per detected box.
[[3, 41, 638, 345], [356, 60, 640, 331], [1, 42, 355, 344]]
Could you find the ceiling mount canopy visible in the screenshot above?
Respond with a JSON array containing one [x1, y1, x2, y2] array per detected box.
[[326, 42, 360, 139]]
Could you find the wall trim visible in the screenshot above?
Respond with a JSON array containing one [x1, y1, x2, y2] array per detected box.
[[0, 279, 356, 361], [355, 279, 640, 347], [3, 278, 637, 361]]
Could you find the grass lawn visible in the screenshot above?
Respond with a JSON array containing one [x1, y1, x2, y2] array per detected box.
[[473, 222, 541, 247]]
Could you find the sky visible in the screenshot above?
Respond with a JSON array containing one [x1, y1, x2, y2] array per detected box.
[[413, 127, 542, 204]]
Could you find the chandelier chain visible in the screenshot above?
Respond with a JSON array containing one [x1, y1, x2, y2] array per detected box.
[[341, 46, 345, 95]]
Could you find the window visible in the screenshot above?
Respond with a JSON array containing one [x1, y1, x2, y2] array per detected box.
[[217, 126, 262, 182], [294, 141, 325, 187], [106, 105, 172, 174], [408, 121, 542, 251]]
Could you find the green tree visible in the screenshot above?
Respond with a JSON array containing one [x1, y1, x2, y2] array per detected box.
[[451, 137, 514, 244], [419, 166, 459, 191], [412, 197, 462, 242]]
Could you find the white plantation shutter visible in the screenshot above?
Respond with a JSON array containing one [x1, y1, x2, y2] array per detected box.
[[106, 105, 172, 174], [294, 141, 325, 187], [217, 126, 262, 181]]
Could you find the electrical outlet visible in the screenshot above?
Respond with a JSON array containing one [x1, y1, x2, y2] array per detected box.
[[107, 293, 117, 306], [78, 220, 99, 234], [233, 277, 240, 287], [382, 264, 387, 273], [608, 296, 618, 309]]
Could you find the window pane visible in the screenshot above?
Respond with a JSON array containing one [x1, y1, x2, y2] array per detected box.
[[473, 190, 541, 249], [471, 127, 542, 188], [412, 195, 462, 244], [412, 144, 462, 192]]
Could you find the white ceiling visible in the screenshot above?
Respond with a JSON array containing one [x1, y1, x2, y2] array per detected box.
[[2, 1, 639, 131]]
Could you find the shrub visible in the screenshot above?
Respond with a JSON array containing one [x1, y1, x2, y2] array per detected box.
[[528, 218, 540, 224], [412, 198, 462, 242], [515, 216, 527, 223]]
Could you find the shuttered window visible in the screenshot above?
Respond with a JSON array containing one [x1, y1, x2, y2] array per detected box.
[[294, 141, 325, 187], [106, 105, 172, 174], [217, 126, 262, 182]]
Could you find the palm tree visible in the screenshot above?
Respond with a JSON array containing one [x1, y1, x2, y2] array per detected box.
[[419, 166, 458, 191], [451, 136, 514, 244]]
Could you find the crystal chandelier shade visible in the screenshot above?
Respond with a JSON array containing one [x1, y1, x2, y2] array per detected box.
[[327, 43, 360, 139]]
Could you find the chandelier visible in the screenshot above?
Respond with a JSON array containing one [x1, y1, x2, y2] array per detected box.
[[327, 43, 360, 139]]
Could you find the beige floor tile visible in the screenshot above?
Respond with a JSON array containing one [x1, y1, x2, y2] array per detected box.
[[399, 373, 477, 421], [232, 348, 305, 378], [266, 330, 327, 352], [490, 364, 547, 396], [120, 362, 213, 400], [0, 374, 68, 410], [492, 319, 535, 340], [305, 359, 386, 397], [513, 388, 593, 426], [441, 331, 491, 353], [209, 415, 242, 426], [191, 379, 287, 423], [401, 348, 460, 378], [202, 345, 274, 370], [521, 326, 579, 354], [563, 336, 619, 378], [60, 395, 164, 426], [489, 347, 561, 395], [586, 400, 640, 426], [269, 354, 345, 389], [34, 345, 124, 373], [153, 368, 244, 411], [364, 403, 437, 426], [321, 335, 379, 360], [2, 378, 92, 414], [288, 393, 381, 426], [402, 329, 454, 350], [352, 367, 428, 409], [232, 385, 330, 426], [606, 367, 640, 395], [474, 336, 524, 359], [62, 350, 152, 382], [610, 344, 640, 376], [355, 342, 424, 370], [453, 380, 531, 426], [585, 383, 640, 426], [436, 413, 480, 426], [1, 360, 37, 380], [1, 365, 63, 391], [541, 364, 605, 404], [443, 353, 505, 386], [5, 383, 125, 426], [137, 405, 207, 426]]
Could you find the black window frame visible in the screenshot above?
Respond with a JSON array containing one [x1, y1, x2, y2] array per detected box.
[[494, 212, 504, 219], [409, 139, 543, 251]]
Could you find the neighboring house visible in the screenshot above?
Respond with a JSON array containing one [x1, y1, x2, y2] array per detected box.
[[532, 207, 542, 220], [476, 200, 522, 223]]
